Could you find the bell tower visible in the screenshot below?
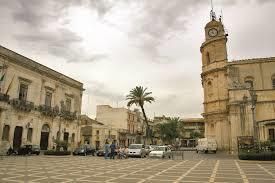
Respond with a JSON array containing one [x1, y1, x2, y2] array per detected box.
[[200, 8, 231, 151]]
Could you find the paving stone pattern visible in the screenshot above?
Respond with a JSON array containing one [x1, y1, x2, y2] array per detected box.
[[0, 155, 274, 183]]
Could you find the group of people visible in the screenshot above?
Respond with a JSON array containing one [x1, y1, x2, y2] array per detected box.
[[104, 141, 129, 159]]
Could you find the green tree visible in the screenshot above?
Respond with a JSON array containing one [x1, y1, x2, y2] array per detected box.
[[190, 131, 203, 139], [157, 117, 182, 144], [126, 86, 155, 144]]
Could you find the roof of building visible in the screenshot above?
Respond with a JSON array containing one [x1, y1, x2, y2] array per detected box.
[[0, 45, 84, 90], [229, 57, 275, 65], [80, 115, 104, 125]]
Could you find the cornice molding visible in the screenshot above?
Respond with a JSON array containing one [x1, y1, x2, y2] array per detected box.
[[0, 46, 84, 91]]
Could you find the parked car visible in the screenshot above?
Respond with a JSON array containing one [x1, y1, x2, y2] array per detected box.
[[17, 145, 40, 155], [145, 145, 157, 155], [73, 144, 95, 156], [196, 138, 217, 153], [96, 149, 105, 156], [128, 144, 146, 158], [149, 145, 172, 159]]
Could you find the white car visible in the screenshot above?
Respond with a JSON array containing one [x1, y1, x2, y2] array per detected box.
[[149, 146, 172, 159], [128, 144, 146, 158], [196, 138, 217, 153]]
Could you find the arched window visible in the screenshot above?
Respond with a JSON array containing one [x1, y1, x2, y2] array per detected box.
[[207, 81, 213, 95], [2, 125, 10, 141], [41, 124, 50, 132], [244, 76, 254, 89]]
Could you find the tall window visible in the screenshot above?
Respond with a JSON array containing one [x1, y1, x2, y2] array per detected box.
[[65, 98, 71, 111], [268, 129, 275, 141], [206, 52, 210, 65], [45, 92, 52, 107], [27, 128, 33, 142], [96, 130, 99, 135], [2, 125, 10, 141], [71, 133, 75, 143], [272, 79, 275, 89], [19, 83, 28, 101]]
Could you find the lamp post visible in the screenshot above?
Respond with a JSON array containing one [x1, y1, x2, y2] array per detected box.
[[249, 89, 258, 142]]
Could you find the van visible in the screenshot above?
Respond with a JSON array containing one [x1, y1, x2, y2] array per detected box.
[[196, 138, 217, 153]]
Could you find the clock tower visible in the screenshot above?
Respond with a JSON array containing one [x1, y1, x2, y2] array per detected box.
[[200, 14, 231, 151]]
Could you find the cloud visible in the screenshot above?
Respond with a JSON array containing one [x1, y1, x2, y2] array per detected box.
[[15, 28, 107, 63], [85, 81, 125, 102], [126, 0, 206, 62], [7, 0, 110, 63]]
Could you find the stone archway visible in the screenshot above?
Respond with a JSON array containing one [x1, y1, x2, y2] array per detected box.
[[81, 126, 92, 144], [40, 124, 50, 150]]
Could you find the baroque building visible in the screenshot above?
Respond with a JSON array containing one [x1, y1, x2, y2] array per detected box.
[[201, 14, 275, 152], [0, 45, 84, 152]]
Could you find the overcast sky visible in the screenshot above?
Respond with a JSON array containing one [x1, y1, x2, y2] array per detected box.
[[0, 0, 274, 119]]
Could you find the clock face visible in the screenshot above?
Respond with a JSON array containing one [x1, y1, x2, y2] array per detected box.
[[208, 28, 218, 37]]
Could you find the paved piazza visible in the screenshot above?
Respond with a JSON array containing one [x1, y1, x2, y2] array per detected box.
[[0, 152, 274, 183]]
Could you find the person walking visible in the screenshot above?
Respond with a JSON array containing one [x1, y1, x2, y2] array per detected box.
[[110, 141, 116, 159], [104, 140, 110, 159]]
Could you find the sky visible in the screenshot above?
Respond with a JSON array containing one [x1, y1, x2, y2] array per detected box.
[[0, 0, 274, 119]]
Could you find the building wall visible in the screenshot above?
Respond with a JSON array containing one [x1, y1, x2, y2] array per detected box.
[[0, 46, 83, 152], [96, 105, 128, 130], [227, 60, 275, 152], [96, 105, 144, 146]]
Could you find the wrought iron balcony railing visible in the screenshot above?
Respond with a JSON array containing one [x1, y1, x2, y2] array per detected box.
[[38, 105, 59, 117], [11, 98, 34, 112]]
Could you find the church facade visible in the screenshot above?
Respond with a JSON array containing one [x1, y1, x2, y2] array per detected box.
[[201, 16, 275, 152]]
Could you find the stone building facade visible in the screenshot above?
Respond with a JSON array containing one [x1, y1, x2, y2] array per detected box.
[[0, 45, 84, 152], [96, 105, 144, 146], [201, 15, 275, 152]]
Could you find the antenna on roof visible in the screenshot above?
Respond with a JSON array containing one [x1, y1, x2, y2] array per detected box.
[[219, 9, 223, 22], [210, 0, 216, 20]]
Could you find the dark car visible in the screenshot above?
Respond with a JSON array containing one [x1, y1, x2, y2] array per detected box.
[[73, 144, 95, 156], [96, 149, 118, 157], [17, 145, 40, 155], [96, 149, 105, 156]]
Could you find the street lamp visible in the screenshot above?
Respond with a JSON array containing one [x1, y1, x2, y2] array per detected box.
[[249, 88, 258, 141]]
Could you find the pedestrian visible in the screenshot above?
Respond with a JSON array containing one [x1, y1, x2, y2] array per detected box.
[[104, 140, 110, 159], [110, 141, 116, 159], [124, 146, 129, 159]]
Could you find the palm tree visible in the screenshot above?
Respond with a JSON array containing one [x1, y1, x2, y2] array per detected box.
[[126, 86, 155, 144]]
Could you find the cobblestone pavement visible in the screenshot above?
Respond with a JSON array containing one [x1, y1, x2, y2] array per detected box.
[[0, 152, 274, 183]]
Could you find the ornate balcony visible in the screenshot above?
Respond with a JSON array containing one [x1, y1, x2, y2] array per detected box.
[[11, 99, 34, 112], [38, 105, 59, 117], [60, 110, 77, 121]]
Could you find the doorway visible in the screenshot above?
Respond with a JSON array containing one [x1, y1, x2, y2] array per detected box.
[[64, 132, 69, 142], [40, 124, 50, 150], [13, 126, 23, 151]]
